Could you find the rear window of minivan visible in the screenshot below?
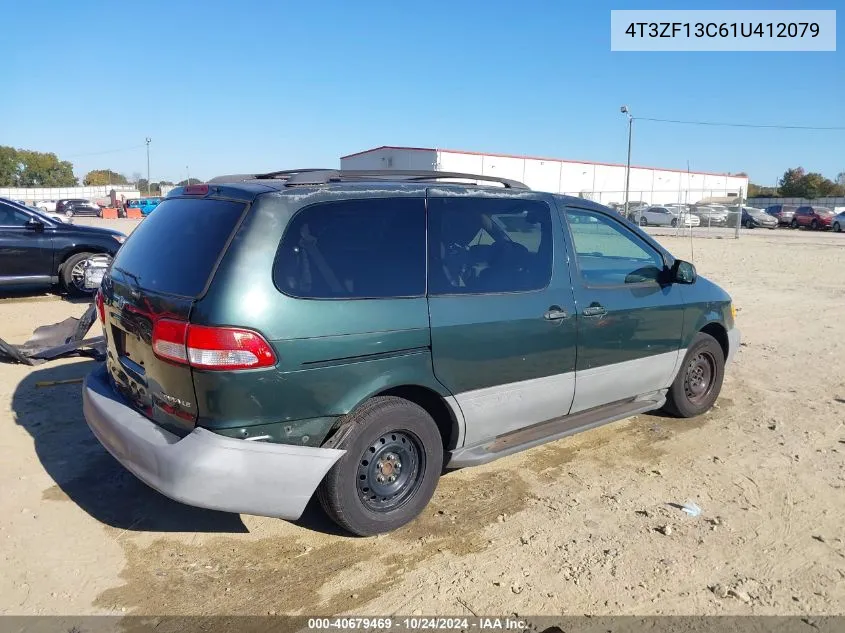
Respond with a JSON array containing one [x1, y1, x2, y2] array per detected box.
[[110, 197, 245, 297]]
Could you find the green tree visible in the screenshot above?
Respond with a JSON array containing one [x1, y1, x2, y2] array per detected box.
[[83, 169, 128, 186], [0, 146, 78, 187], [836, 172, 845, 187], [0, 146, 21, 186], [778, 167, 805, 197]]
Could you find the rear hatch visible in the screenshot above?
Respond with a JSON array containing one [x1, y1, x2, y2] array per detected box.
[[99, 196, 248, 434]]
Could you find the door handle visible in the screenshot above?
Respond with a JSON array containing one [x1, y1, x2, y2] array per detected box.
[[582, 304, 607, 317], [544, 306, 569, 320]]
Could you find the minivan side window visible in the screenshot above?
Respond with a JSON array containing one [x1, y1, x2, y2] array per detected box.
[[427, 197, 553, 295], [565, 208, 665, 285], [274, 198, 426, 299]]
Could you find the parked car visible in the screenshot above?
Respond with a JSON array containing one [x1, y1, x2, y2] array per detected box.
[[0, 198, 125, 295], [22, 203, 71, 224], [791, 206, 835, 230], [56, 199, 98, 217], [763, 204, 796, 227], [125, 198, 160, 215], [62, 200, 102, 218], [691, 205, 729, 226], [734, 206, 777, 229], [36, 200, 57, 212], [82, 169, 740, 536], [831, 210, 845, 232], [635, 206, 699, 227]]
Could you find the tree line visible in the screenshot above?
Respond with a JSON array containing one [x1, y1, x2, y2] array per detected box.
[[0, 145, 200, 193], [750, 167, 845, 199]]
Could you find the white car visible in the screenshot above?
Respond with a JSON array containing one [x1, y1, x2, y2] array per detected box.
[[27, 205, 71, 224], [635, 206, 700, 227], [36, 200, 57, 212]]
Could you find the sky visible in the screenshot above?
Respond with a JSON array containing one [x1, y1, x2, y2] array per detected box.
[[1, 0, 842, 185]]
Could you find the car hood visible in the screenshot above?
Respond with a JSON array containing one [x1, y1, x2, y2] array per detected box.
[[749, 211, 774, 220], [53, 223, 126, 239]]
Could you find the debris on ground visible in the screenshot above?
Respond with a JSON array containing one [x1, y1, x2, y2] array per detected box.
[[0, 304, 104, 365]]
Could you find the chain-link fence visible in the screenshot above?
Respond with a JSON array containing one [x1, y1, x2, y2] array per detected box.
[[564, 188, 751, 238]]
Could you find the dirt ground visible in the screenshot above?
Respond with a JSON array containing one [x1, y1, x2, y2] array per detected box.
[[1, 220, 843, 617]]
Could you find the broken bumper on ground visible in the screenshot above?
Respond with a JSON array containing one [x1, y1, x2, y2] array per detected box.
[[82, 365, 345, 520]]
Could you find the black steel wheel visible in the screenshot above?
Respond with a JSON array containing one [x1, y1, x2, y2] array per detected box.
[[662, 332, 725, 418], [639, 217, 648, 226], [834, 222, 842, 233], [791, 219, 799, 229], [811, 219, 819, 230], [318, 396, 443, 536], [683, 350, 717, 406], [671, 218, 678, 227], [356, 430, 424, 512]]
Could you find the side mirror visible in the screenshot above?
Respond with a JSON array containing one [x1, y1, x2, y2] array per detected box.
[[670, 259, 697, 284], [25, 219, 44, 232]]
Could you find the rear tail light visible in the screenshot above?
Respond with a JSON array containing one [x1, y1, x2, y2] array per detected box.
[[152, 319, 189, 364], [95, 289, 106, 324], [152, 319, 276, 370], [184, 184, 209, 196]]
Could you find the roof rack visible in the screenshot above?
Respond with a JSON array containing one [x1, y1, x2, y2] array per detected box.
[[208, 169, 328, 184], [282, 169, 529, 189], [209, 169, 529, 189]]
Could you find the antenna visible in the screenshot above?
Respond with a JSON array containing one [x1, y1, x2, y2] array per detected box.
[[687, 160, 694, 265]]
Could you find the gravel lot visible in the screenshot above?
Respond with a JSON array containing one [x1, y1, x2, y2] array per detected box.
[[1, 219, 843, 617]]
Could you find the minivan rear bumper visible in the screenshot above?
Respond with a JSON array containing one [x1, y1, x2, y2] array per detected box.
[[83, 365, 345, 520]]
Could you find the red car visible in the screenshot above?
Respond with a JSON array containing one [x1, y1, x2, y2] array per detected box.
[[791, 206, 834, 230]]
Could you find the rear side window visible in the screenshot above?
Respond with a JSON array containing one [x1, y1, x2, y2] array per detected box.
[[274, 198, 425, 299], [427, 197, 553, 295], [111, 198, 244, 297]]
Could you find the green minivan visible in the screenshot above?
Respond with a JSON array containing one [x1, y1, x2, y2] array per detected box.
[[83, 169, 740, 536]]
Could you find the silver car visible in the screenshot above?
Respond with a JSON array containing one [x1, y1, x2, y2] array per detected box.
[[692, 205, 730, 226], [831, 211, 845, 232]]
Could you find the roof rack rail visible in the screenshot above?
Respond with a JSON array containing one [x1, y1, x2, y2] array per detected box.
[[208, 169, 331, 184], [278, 169, 529, 189]]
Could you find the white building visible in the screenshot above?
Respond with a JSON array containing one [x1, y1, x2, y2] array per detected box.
[[340, 146, 748, 206]]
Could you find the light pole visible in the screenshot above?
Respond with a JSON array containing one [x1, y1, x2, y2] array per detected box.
[[620, 105, 633, 219], [145, 137, 152, 195], [186, 166, 190, 185]]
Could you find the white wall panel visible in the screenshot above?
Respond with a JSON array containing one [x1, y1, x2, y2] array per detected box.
[[523, 159, 562, 193]]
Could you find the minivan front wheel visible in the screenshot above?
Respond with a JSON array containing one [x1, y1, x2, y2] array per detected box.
[[662, 332, 725, 418], [318, 396, 443, 536]]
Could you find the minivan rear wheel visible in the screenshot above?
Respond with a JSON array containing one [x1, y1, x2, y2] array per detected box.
[[662, 332, 725, 418], [317, 396, 443, 536]]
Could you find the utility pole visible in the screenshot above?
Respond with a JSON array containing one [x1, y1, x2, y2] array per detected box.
[[620, 106, 633, 219], [145, 137, 152, 195], [186, 166, 190, 185]]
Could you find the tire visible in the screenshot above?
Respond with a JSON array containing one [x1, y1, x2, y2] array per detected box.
[[61, 251, 98, 296], [670, 218, 678, 228], [65, 209, 74, 218], [744, 219, 754, 229], [790, 219, 799, 229], [662, 332, 725, 418], [317, 396, 443, 536], [639, 217, 647, 226], [834, 222, 842, 233], [811, 219, 819, 230]]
